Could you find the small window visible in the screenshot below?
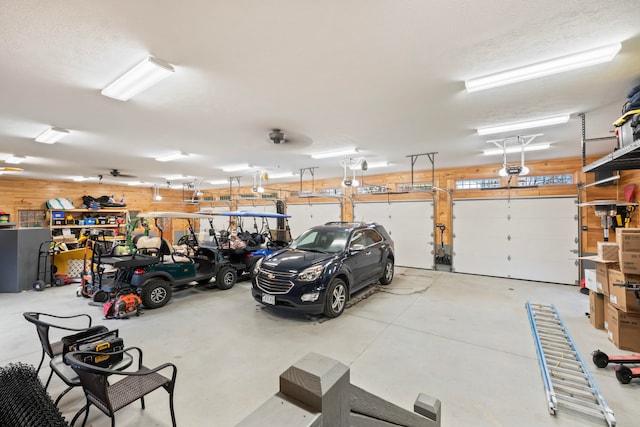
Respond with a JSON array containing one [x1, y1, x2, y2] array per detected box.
[[455, 179, 500, 190], [18, 210, 46, 228], [517, 174, 573, 186]]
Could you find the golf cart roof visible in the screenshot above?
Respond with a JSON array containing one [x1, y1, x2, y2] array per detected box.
[[136, 212, 217, 220], [199, 210, 290, 219]]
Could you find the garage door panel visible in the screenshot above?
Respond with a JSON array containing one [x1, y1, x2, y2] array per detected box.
[[286, 203, 340, 238], [355, 201, 433, 269], [453, 197, 578, 284]]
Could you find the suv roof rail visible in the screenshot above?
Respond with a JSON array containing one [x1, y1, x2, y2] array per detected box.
[[323, 221, 375, 227]]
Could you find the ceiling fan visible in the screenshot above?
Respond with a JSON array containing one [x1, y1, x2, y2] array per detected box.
[[108, 169, 137, 178], [267, 128, 312, 147]]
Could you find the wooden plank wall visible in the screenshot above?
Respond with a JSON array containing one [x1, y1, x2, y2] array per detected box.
[[3, 156, 639, 252]]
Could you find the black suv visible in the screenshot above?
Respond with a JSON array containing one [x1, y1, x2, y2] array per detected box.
[[251, 222, 394, 318]]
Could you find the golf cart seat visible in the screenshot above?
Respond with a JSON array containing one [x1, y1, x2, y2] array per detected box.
[[135, 236, 191, 264]]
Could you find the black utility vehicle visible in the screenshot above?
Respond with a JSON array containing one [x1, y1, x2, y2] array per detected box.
[[252, 222, 394, 318]]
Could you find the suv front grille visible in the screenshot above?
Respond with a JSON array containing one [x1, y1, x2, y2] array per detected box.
[[256, 267, 295, 294]]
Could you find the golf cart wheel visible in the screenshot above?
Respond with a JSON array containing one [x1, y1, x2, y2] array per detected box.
[[92, 290, 109, 303], [323, 278, 347, 318], [615, 365, 633, 384], [53, 276, 66, 287], [141, 279, 172, 309], [592, 350, 609, 368], [379, 258, 394, 285], [33, 280, 46, 292], [216, 266, 237, 290]]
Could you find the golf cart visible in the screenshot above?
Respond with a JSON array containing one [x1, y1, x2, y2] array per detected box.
[[82, 212, 236, 309], [198, 210, 293, 278]]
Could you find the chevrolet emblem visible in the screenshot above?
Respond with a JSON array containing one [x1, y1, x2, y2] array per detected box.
[[267, 273, 275, 279]]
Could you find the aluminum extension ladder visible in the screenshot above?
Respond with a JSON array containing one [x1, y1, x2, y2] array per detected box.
[[525, 301, 616, 427]]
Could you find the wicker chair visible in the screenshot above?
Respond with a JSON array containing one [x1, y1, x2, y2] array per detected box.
[[65, 347, 177, 427]]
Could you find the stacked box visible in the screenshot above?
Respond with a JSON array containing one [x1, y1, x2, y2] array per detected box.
[[608, 268, 640, 313], [606, 302, 640, 352], [584, 269, 597, 292], [594, 260, 619, 295], [590, 291, 606, 329], [616, 228, 640, 252], [617, 228, 640, 274], [598, 241, 619, 261]]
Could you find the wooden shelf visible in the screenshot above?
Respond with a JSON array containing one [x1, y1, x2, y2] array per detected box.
[[48, 209, 129, 238]]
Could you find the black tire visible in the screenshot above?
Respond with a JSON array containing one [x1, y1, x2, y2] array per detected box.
[[92, 290, 109, 303], [141, 279, 172, 309], [379, 258, 394, 285], [592, 350, 609, 368], [53, 276, 66, 287], [323, 278, 347, 318], [616, 365, 633, 384], [216, 266, 237, 290], [33, 280, 45, 291]]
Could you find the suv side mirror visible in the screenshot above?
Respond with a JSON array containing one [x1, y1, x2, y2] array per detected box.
[[350, 243, 365, 252]]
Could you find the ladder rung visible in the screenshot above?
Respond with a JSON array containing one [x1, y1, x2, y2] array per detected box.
[[526, 301, 615, 427]]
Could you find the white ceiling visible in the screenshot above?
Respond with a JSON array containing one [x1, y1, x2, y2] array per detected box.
[[1, 1, 639, 189]]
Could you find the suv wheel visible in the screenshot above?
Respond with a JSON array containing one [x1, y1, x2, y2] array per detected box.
[[216, 266, 237, 290], [141, 279, 172, 309], [324, 278, 347, 318], [379, 259, 394, 285]]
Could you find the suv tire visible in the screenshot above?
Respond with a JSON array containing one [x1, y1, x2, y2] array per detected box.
[[216, 266, 237, 290], [141, 278, 172, 309], [379, 258, 394, 285], [323, 278, 347, 318]]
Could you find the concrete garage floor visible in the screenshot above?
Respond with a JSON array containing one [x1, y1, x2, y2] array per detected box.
[[1, 268, 639, 426]]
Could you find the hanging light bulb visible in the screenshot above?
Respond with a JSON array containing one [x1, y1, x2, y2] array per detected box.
[[152, 186, 163, 201]]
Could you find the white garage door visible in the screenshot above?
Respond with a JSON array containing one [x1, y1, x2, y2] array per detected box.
[[286, 203, 341, 239], [354, 201, 434, 269], [453, 197, 578, 284]]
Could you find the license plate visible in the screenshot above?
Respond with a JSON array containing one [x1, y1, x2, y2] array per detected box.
[[262, 294, 275, 305]]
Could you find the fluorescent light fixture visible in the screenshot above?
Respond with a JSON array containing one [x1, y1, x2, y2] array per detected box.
[[35, 127, 69, 144], [365, 161, 390, 169], [127, 181, 143, 186], [267, 172, 296, 179], [465, 43, 621, 93], [72, 176, 90, 182], [164, 174, 192, 180], [155, 152, 188, 162], [208, 179, 229, 185], [101, 56, 175, 101], [483, 143, 550, 156], [477, 115, 570, 136], [5, 155, 26, 164], [310, 148, 358, 159], [221, 163, 253, 172]]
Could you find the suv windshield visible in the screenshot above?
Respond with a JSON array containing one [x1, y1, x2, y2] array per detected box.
[[290, 228, 350, 253]]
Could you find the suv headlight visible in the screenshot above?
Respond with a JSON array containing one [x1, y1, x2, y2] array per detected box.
[[297, 265, 323, 282], [254, 257, 264, 274]]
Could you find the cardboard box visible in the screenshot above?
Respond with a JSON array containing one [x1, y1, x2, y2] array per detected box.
[[616, 228, 640, 252], [584, 269, 597, 292], [606, 303, 640, 352], [619, 251, 640, 274], [595, 260, 619, 295], [590, 291, 606, 329], [608, 270, 640, 313], [598, 241, 619, 261]]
